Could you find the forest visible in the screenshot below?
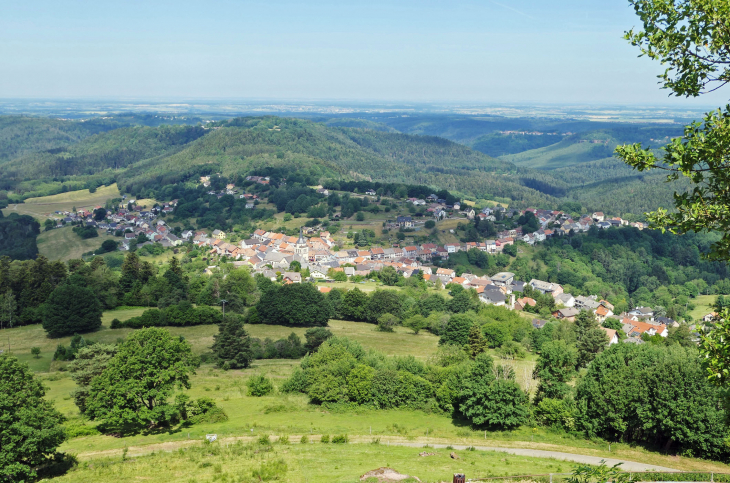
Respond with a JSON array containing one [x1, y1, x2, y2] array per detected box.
[[0, 114, 689, 217]]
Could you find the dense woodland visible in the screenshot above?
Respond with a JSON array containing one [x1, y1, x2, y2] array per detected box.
[[0, 114, 687, 216]]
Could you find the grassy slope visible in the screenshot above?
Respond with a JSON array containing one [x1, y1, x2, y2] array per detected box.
[[36, 228, 118, 262], [5, 315, 726, 475], [688, 294, 715, 321], [50, 440, 577, 483], [3, 184, 121, 220]]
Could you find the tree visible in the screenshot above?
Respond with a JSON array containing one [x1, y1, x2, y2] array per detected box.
[[447, 290, 475, 313], [533, 340, 577, 403], [616, 1, 730, 260], [577, 344, 727, 460], [467, 324, 487, 359], [377, 313, 398, 332], [457, 353, 528, 430], [379, 266, 399, 286], [85, 328, 197, 431], [0, 354, 66, 482], [100, 239, 118, 253], [67, 344, 117, 414], [212, 315, 253, 370], [340, 287, 369, 321], [440, 314, 474, 346], [574, 311, 608, 368], [0, 289, 16, 330], [93, 208, 107, 222], [31, 347, 41, 358], [257, 283, 331, 327], [403, 314, 427, 335], [366, 290, 404, 322], [304, 327, 333, 352], [41, 284, 102, 337]]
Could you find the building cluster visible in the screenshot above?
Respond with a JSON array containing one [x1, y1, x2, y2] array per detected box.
[[53, 200, 185, 251]]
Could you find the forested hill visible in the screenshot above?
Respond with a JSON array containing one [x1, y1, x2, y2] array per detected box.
[[0, 116, 122, 163], [0, 116, 559, 207]]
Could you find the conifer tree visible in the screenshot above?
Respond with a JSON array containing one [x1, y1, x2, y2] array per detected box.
[[212, 315, 253, 370], [467, 324, 487, 359]]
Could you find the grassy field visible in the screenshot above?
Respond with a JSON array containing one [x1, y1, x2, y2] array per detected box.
[[37, 227, 118, 261], [50, 439, 576, 483], [688, 294, 715, 321], [5, 313, 728, 477], [3, 184, 121, 220]]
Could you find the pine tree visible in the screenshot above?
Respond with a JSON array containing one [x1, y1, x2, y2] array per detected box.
[[575, 310, 608, 367], [467, 324, 487, 359], [212, 315, 253, 370]]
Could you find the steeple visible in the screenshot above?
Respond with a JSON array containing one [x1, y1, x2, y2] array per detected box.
[[295, 227, 309, 257], [297, 226, 306, 245]]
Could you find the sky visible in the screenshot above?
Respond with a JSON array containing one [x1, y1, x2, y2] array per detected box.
[[0, 0, 726, 106]]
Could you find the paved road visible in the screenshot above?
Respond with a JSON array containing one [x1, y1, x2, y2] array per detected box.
[[392, 442, 679, 472]]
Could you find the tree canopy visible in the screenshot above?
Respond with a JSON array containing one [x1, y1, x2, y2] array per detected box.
[[0, 354, 66, 481]]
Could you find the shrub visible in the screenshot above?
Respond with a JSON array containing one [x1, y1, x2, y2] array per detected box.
[[320, 434, 330, 443], [377, 313, 398, 332], [257, 434, 271, 445], [281, 368, 308, 393], [300, 435, 309, 444], [110, 318, 121, 329], [247, 375, 274, 397], [31, 347, 41, 358], [251, 459, 287, 481], [332, 434, 348, 444], [278, 435, 290, 444], [496, 340, 526, 360]]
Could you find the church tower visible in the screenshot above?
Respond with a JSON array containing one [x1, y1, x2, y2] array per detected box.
[[295, 227, 309, 257]]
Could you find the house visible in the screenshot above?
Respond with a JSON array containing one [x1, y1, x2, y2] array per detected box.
[[574, 295, 601, 311], [212, 229, 226, 240], [365, 189, 377, 196], [622, 318, 668, 338], [532, 318, 549, 329], [396, 216, 413, 228], [555, 293, 575, 307], [514, 297, 536, 311], [480, 290, 506, 306], [491, 272, 515, 286], [703, 312, 718, 322], [529, 279, 563, 297], [595, 305, 613, 321], [628, 307, 654, 319], [553, 307, 580, 321], [318, 286, 332, 293], [282, 272, 302, 284], [592, 212, 605, 222], [601, 327, 619, 345]]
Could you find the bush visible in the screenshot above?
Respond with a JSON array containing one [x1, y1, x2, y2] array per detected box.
[[332, 434, 348, 444], [377, 313, 398, 332], [300, 435, 309, 444], [496, 340, 526, 360], [251, 459, 287, 481], [247, 375, 274, 397], [281, 368, 308, 393], [110, 318, 121, 329], [320, 434, 330, 443]]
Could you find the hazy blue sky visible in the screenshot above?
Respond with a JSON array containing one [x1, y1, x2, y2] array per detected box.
[[0, 0, 725, 105]]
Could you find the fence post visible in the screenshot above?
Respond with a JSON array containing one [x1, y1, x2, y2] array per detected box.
[[711, 472, 714, 483], [549, 474, 552, 483]]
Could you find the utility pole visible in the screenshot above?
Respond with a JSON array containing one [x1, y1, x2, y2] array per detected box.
[[220, 299, 227, 318]]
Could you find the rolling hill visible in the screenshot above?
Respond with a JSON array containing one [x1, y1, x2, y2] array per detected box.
[[0, 116, 558, 208]]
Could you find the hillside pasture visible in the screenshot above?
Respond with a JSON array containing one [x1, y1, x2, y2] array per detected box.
[[3, 184, 121, 220], [37, 227, 119, 261]]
